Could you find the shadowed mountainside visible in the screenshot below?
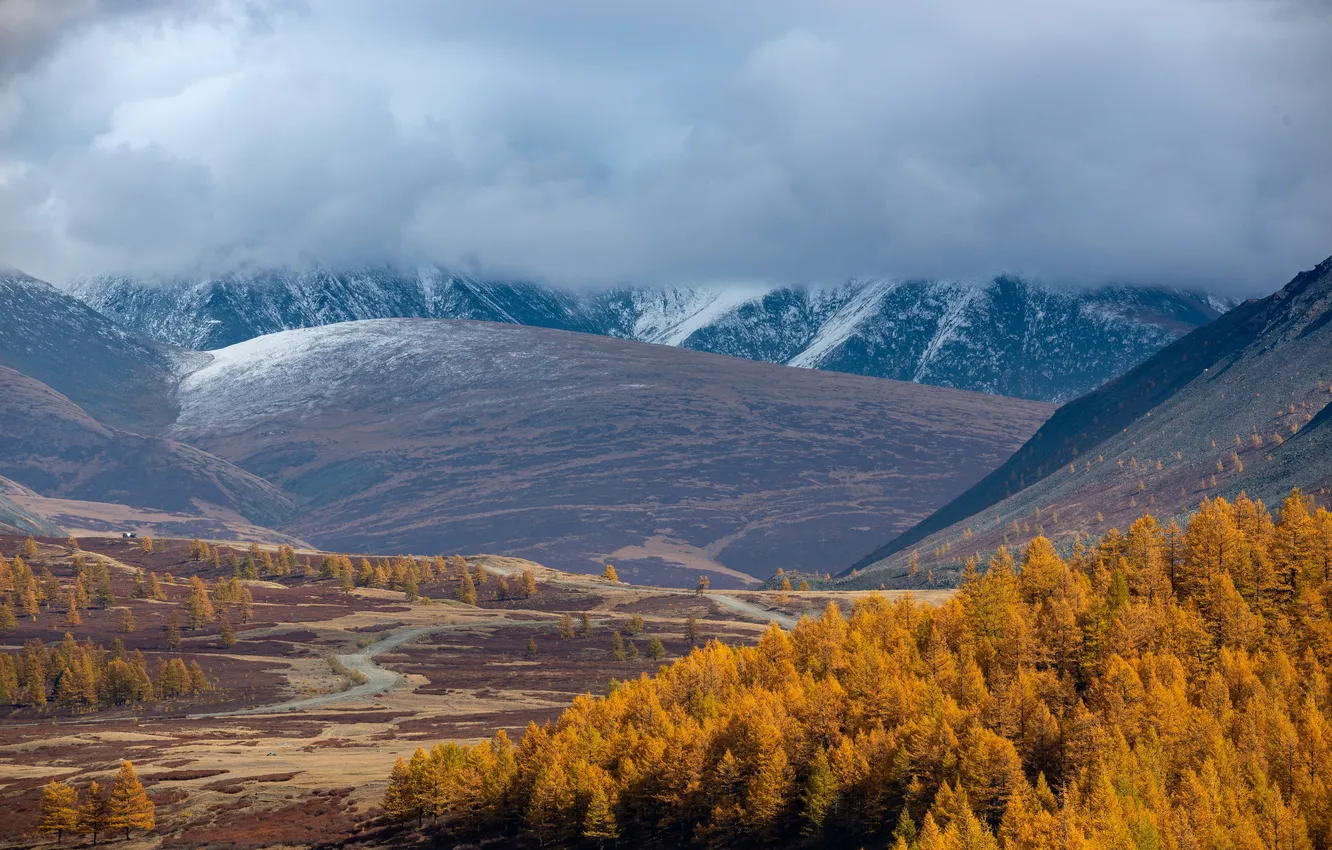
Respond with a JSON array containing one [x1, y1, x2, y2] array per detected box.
[[170, 319, 1052, 583], [0, 269, 193, 435], [849, 252, 1332, 586], [0, 477, 63, 536], [0, 365, 295, 528]]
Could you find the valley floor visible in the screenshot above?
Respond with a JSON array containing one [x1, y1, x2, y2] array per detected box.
[[0, 535, 949, 848]]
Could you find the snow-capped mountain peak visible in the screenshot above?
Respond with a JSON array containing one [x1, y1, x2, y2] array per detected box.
[[68, 266, 1231, 402]]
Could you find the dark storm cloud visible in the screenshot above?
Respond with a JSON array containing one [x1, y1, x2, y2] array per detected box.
[[0, 0, 1329, 294]]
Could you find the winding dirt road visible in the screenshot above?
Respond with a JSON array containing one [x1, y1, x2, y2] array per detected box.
[[189, 587, 802, 718], [704, 593, 799, 629], [189, 625, 451, 718]]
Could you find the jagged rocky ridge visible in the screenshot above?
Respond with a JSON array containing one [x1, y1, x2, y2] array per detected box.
[[69, 268, 1228, 402]]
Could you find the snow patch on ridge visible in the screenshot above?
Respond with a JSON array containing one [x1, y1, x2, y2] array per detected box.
[[914, 285, 980, 382], [176, 320, 498, 432], [631, 287, 765, 346], [788, 280, 899, 368]]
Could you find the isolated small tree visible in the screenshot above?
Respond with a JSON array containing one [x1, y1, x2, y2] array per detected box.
[[186, 576, 214, 628], [22, 586, 39, 621], [139, 536, 154, 554], [219, 614, 236, 648], [626, 640, 639, 660], [165, 611, 182, 651], [188, 539, 208, 561], [558, 613, 575, 640], [579, 612, 592, 638], [403, 572, 419, 602], [647, 636, 666, 660], [238, 586, 253, 624], [21, 536, 39, 559], [64, 592, 82, 627], [92, 564, 115, 609], [695, 575, 710, 596], [798, 580, 811, 592], [610, 631, 626, 661], [497, 577, 510, 600], [132, 570, 148, 599], [623, 614, 645, 636], [473, 563, 488, 585], [39, 779, 80, 843], [455, 568, 477, 605], [519, 569, 538, 598], [66, 536, 80, 551], [108, 760, 154, 840], [42, 566, 61, 607], [118, 608, 136, 634], [779, 577, 792, 592], [78, 781, 110, 844], [526, 637, 538, 656], [684, 614, 700, 646], [601, 564, 619, 583]]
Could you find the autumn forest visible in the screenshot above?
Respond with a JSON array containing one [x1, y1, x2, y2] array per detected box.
[[380, 490, 1332, 848]]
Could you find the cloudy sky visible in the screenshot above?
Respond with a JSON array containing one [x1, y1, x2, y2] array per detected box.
[[0, 0, 1328, 293]]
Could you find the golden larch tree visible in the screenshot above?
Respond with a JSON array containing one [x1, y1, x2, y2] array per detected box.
[[38, 779, 79, 843], [108, 760, 154, 840]]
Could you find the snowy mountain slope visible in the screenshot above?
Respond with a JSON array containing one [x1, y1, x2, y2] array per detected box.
[[69, 268, 1230, 402]]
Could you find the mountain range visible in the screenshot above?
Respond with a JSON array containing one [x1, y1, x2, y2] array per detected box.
[[69, 267, 1229, 402], [846, 252, 1332, 587], [0, 268, 1052, 585]]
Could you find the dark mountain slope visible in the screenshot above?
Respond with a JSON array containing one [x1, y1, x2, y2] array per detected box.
[[0, 477, 64, 536], [0, 365, 294, 527], [849, 253, 1332, 585], [170, 319, 1053, 584], [0, 269, 190, 434]]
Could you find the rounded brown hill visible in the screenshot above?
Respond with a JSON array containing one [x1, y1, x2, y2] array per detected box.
[[172, 319, 1052, 584]]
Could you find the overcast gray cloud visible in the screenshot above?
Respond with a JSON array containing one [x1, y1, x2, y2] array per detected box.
[[0, 0, 1329, 294]]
